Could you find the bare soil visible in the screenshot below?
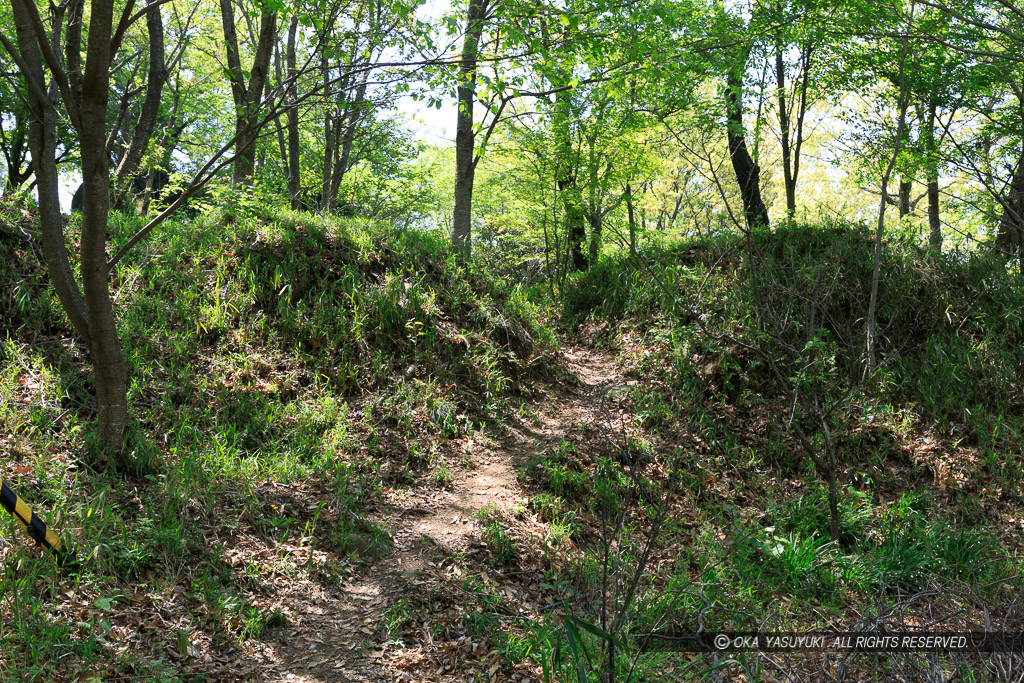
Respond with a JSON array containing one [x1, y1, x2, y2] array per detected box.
[[249, 346, 631, 682]]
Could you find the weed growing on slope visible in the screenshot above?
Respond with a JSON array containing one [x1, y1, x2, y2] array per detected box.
[[0, 202, 555, 678]]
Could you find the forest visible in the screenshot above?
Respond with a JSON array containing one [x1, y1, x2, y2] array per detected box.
[[1, 0, 1024, 679]]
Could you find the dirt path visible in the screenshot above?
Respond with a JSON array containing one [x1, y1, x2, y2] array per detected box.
[[256, 346, 631, 682]]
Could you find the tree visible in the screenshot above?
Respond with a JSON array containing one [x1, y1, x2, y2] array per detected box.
[[112, 1, 166, 191], [911, 0, 1024, 260], [883, 7, 966, 252], [451, 0, 489, 255], [0, 78, 36, 195], [3, 0, 128, 446], [1, 0, 362, 449], [285, 16, 300, 208], [765, 0, 826, 219], [220, 0, 277, 185], [724, 42, 770, 232], [866, 14, 911, 374], [311, 0, 404, 213]]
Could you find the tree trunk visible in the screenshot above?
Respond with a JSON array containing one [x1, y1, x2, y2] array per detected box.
[[2, 143, 33, 195], [273, 41, 288, 182], [329, 70, 369, 204], [560, 181, 587, 272], [926, 178, 940, 249], [549, 67, 587, 272], [1, 108, 33, 195], [725, 68, 769, 232], [866, 42, 909, 374], [625, 182, 637, 254], [11, 0, 90, 340], [324, 111, 342, 211], [80, 0, 128, 447], [775, 41, 812, 221], [996, 148, 1024, 261], [2, 160, 33, 195], [274, 115, 287, 185], [112, 2, 164, 192], [451, 0, 486, 256], [13, 0, 128, 448], [567, 210, 587, 271], [220, 0, 276, 186], [775, 49, 795, 218], [898, 178, 911, 217], [923, 101, 941, 253], [64, 0, 84, 111], [587, 210, 602, 266], [286, 17, 300, 209], [321, 53, 334, 210]]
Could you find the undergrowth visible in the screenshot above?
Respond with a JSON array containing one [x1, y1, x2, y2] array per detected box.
[[519, 220, 1024, 681], [4, 205, 1024, 681], [0, 201, 554, 679]]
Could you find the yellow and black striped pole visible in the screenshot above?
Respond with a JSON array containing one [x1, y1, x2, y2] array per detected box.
[[0, 477, 77, 568]]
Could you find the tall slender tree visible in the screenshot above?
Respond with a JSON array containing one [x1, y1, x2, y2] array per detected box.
[[220, 0, 276, 185], [725, 45, 770, 232], [3, 0, 127, 445], [451, 0, 489, 255]]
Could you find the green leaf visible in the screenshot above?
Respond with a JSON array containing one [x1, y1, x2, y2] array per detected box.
[[566, 616, 628, 651], [564, 620, 588, 683], [701, 657, 752, 678], [93, 597, 113, 611]]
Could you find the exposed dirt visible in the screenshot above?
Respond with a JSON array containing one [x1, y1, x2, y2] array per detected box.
[[250, 345, 633, 682]]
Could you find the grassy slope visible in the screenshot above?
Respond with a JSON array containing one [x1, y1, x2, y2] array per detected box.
[[425, 221, 1024, 682], [555, 221, 1024, 615], [3, 205, 1024, 681], [0, 202, 553, 679]]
